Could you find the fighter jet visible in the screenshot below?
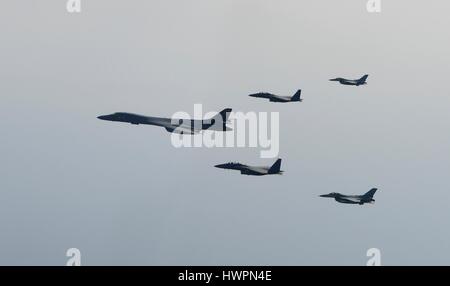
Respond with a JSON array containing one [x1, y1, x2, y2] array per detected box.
[[215, 158, 283, 176], [329, 74, 368, 86], [248, 90, 302, 103], [97, 108, 232, 134], [320, 188, 378, 205]]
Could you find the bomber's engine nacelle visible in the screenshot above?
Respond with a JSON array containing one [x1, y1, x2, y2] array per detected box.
[[165, 126, 197, 135]]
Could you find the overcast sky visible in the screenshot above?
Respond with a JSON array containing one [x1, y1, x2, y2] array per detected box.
[[1, 0, 450, 265]]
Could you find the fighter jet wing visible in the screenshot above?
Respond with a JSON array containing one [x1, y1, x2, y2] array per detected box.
[[339, 196, 362, 203], [240, 166, 267, 175], [269, 95, 290, 102]]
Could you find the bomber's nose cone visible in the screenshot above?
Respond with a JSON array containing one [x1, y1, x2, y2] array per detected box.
[[97, 115, 107, 120], [214, 164, 226, 169], [248, 93, 257, 97], [320, 194, 333, 198]]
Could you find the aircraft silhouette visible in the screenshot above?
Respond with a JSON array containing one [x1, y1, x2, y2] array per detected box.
[[320, 188, 378, 205], [329, 75, 368, 86], [215, 159, 283, 176], [98, 109, 232, 135], [248, 90, 302, 103]]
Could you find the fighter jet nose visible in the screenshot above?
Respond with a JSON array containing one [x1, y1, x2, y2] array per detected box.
[[97, 115, 108, 120]]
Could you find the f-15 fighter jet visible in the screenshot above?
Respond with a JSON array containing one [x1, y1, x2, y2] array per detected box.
[[248, 90, 302, 103], [215, 159, 283, 176], [329, 75, 368, 86]]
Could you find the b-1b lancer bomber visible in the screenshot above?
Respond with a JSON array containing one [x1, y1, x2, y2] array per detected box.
[[320, 188, 378, 205], [97, 109, 232, 135], [215, 159, 283, 176], [248, 90, 302, 103], [329, 74, 368, 86]]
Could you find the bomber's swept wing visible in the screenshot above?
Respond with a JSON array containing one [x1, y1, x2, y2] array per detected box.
[[164, 124, 200, 135]]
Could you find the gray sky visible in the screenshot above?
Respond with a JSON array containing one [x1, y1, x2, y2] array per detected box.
[[1, 0, 450, 265]]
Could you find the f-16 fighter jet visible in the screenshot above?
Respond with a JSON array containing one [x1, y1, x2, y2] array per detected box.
[[248, 90, 302, 103], [329, 74, 368, 86], [320, 188, 378, 205], [97, 108, 232, 135], [215, 159, 283, 176]]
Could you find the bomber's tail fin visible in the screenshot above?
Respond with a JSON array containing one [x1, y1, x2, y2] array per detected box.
[[214, 108, 232, 121], [268, 158, 282, 174], [362, 188, 377, 199], [291, 89, 302, 101], [205, 108, 232, 131]]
